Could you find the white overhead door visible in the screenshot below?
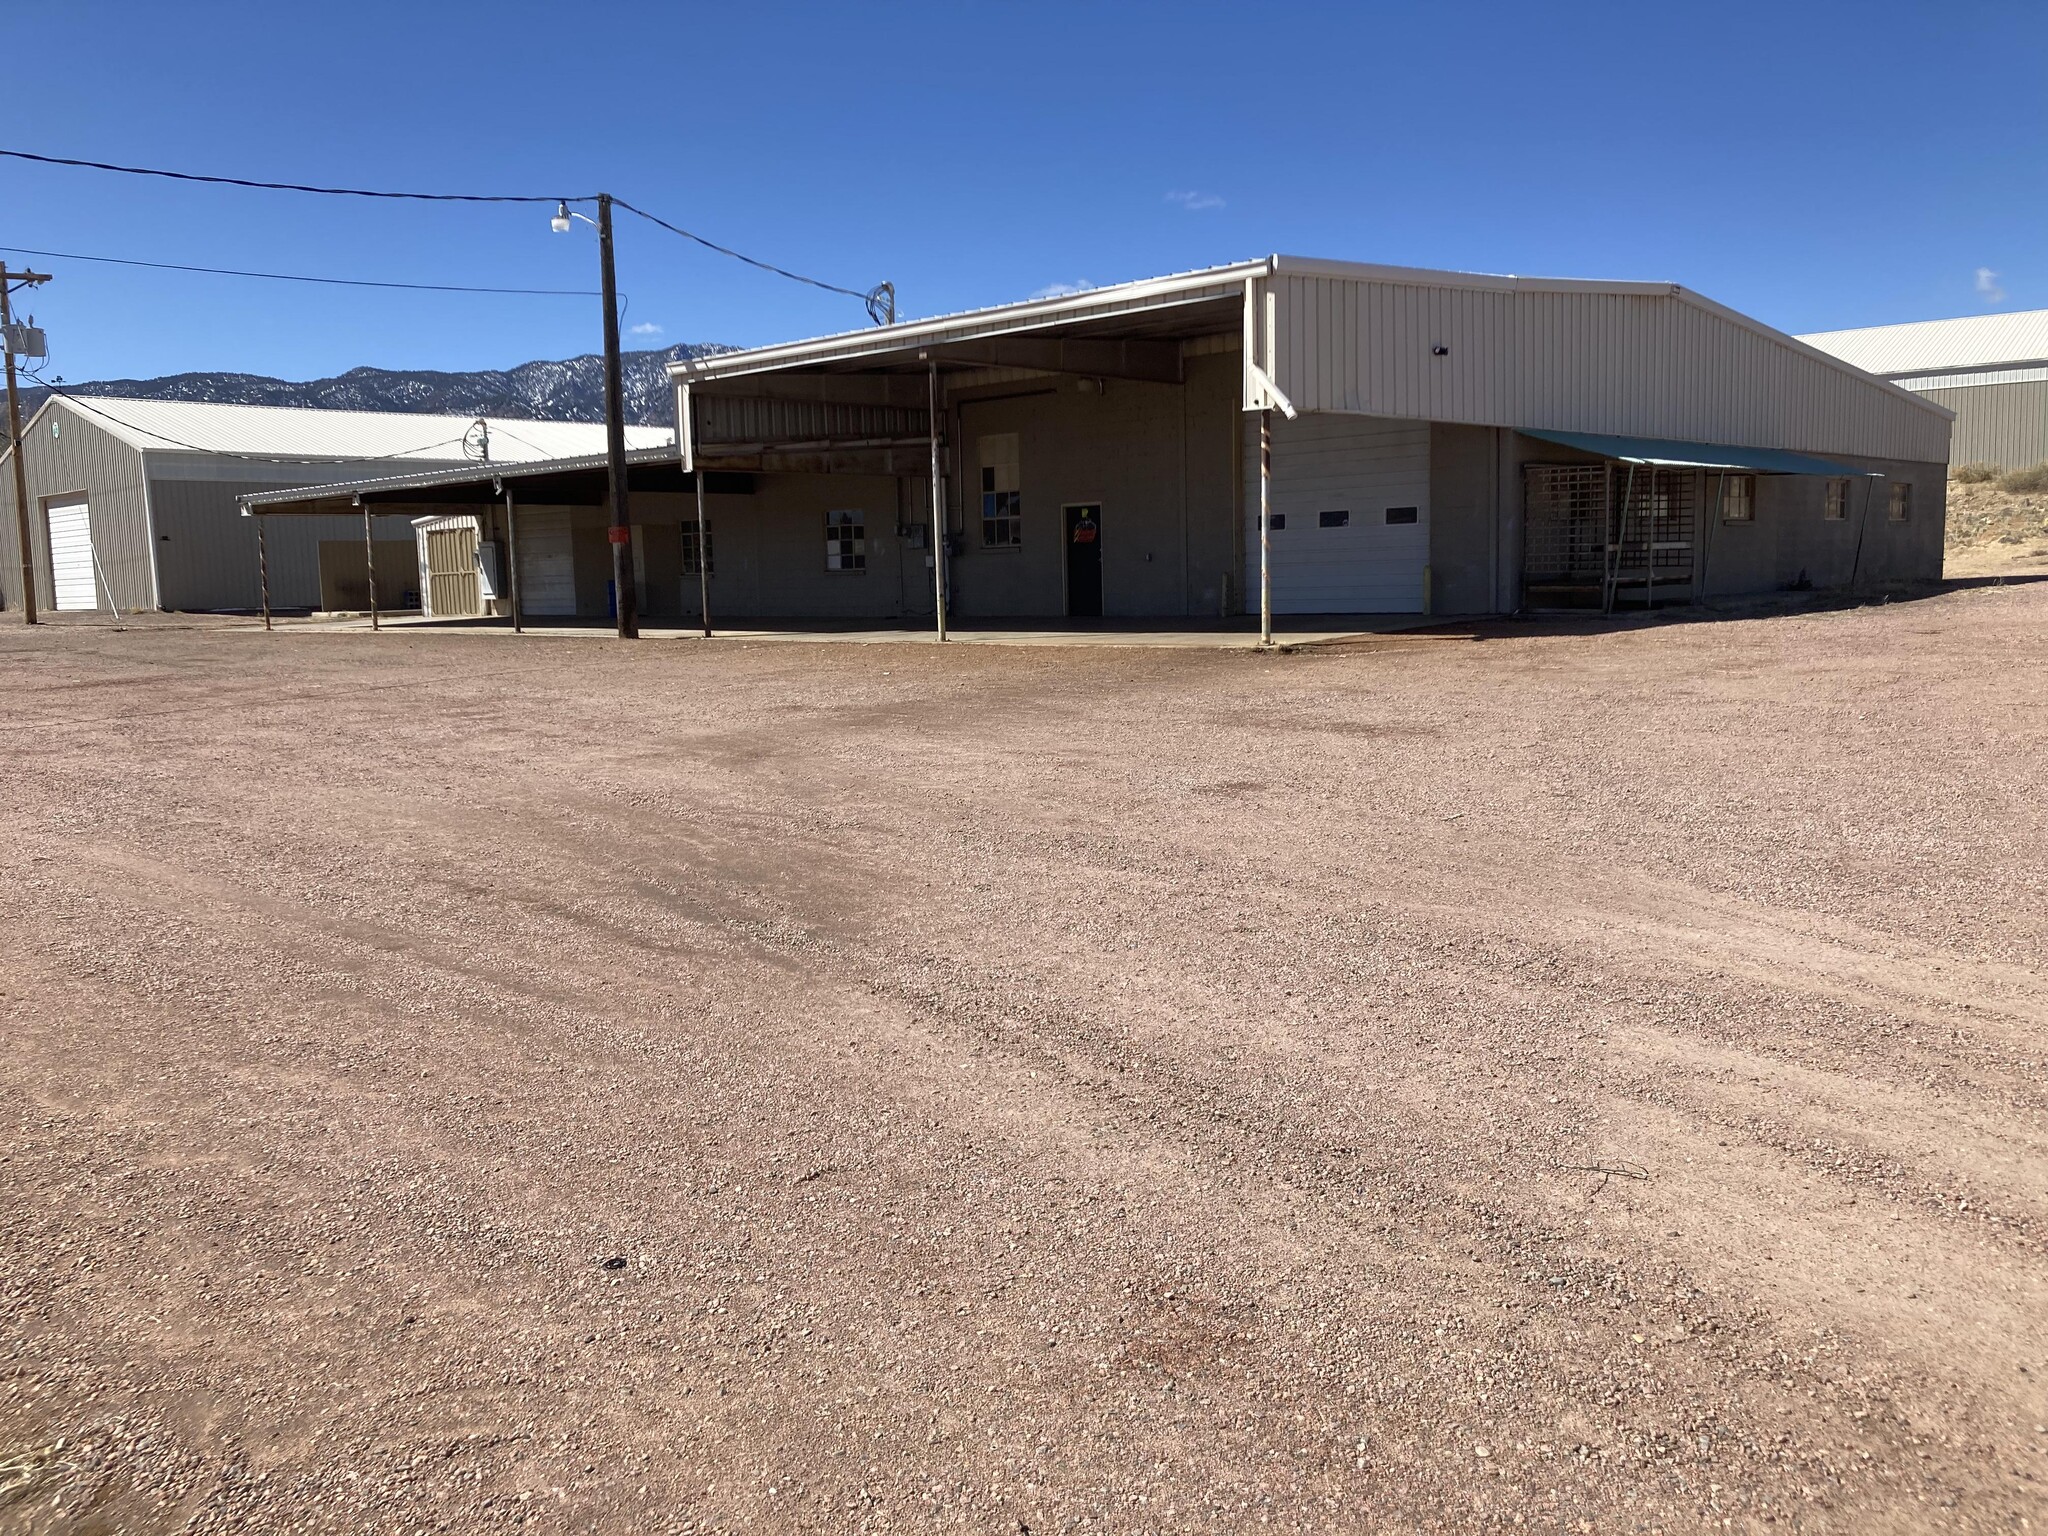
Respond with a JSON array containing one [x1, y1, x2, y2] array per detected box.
[[1245, 414, 1430, 614], [517, 509, 576, 616], [45, 499, 100, 612]]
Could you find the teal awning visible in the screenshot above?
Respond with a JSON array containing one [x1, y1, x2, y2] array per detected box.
[[1522, 429, 1879, 477]]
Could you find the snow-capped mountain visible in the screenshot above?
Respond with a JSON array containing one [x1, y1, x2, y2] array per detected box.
[[22, 343, 727, 427]]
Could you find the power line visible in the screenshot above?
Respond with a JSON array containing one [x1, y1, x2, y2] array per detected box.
[[2, 146, 894, 321], [0, 244, 597, 297], [0, 147, 574, 203]]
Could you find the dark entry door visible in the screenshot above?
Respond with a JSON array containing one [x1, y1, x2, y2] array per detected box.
[[1064, 504, 1102, 617]]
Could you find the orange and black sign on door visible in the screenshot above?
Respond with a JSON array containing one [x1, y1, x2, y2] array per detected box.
[[1064, 503, 1102, 617]]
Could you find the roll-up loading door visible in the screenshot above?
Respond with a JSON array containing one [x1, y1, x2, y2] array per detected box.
[[45, 499, 100, 611], [1245, 414, 1431, 614], [517, 509, 576, 616]]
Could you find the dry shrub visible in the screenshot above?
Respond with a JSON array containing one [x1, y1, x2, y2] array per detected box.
[[1996, 462, 2048, 494], [1951, 462, 2000, 484]]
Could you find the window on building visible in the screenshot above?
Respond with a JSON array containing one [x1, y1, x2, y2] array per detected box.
[[1318, 509, 1350, 528], [681, 519, 714, 577], [1385, 506, 1418, 525], [1824, 478, 1850, 521], [979, 433, 1021, 547], [1722, 474, 1756, 523], [1888, 482, 1912, 523], [825, 509, 866, 571], [1267, 513, 1286, 531]]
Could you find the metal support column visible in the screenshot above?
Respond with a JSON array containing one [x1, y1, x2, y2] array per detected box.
[[502, 481, 523, 633], [257, 514, 272, 632], [927, 359, 948, 642], [1258, 407, 1272, 646], [362, 503, 380, 631], [691, 393, 711, 638]]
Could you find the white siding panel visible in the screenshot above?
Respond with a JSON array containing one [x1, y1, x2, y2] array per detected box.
[[46, 500, 99, 611], [1272, 274, 1949, 464], [1244, 415, 1429, 613]]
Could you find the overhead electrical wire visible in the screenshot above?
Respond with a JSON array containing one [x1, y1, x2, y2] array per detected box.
[[0, 244, 598, 297], [3, 147, 892, 319]]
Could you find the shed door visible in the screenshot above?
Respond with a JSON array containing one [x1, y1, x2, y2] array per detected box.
[[1247, 415, 1430, 613], [423, 523, 482, 617], [518, 509, 576, 616], [46, 499, 99, 611]]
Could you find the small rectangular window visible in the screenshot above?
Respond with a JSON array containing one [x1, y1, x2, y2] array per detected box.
[[1722, 474, 1756, 523], [1385, 506, 1418, 525], [1318, 509, 1350, 528], [825, 509, 866, 571], [681, 519, 714, 576], [1888, 482, 1911, 523], [1267, 513, 1286, 531], [1824, 479, 1849, 521], [978, 433, 1022, 548]]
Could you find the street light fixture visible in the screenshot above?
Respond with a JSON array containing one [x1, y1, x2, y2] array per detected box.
[[551, 193, 637, 639]]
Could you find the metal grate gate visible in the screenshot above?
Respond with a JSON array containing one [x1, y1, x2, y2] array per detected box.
[[1524, 463, 1609, 588], [1525, 462, 1698, 609]]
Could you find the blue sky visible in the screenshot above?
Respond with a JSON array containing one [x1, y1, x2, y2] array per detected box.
[[7, 0, 2044, 385]]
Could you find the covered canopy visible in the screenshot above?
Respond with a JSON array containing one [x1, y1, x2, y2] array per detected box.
[[1522, 429, 1880, 477]]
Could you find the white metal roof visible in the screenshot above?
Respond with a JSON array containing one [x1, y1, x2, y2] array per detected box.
[[1797, 308, 2048, 378], [45, 395, 673, 464]]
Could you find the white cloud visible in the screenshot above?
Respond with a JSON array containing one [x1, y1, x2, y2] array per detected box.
[[1975, 267, 2007, 305], [1031, 280, 1095, 300], [629, 321, 664, 336], [1165, 190, 1225, 212]]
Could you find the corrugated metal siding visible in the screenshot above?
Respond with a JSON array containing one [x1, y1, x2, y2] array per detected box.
[[1271, 274, 1949, 464], [154, 476, 411, 609], [696, 394, 925, 447], [1913, 379, 2048, 470], [0, 401, 155, 612]]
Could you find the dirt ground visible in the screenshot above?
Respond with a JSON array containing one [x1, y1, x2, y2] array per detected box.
[[1, 587, 2044, 1535]]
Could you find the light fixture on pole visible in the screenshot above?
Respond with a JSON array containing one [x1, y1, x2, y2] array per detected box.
[[551, 195, 637, 639]]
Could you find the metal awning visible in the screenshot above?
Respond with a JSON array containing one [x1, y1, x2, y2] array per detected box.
[[1522, 429, 1880, 477]]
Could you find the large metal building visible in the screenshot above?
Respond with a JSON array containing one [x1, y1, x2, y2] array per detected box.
[[243, 256, 1951, 626], [0, 395, 670, 614], [1800, 308, 2048, 471]]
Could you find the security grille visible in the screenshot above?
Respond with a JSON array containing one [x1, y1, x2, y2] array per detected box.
[[1525, 462, 1696, 609], [1524, 463, 1609, 586]]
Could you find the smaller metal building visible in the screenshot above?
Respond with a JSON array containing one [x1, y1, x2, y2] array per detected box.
[[0, 395, 670, 614], [1800, 309, 2048, 471]]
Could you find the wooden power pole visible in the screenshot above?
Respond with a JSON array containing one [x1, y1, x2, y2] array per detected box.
[[2, 264, 51, 625]]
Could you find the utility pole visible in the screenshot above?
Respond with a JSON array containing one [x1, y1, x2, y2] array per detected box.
[[2, 264, 51, 625], [596, 194, 636, 639]]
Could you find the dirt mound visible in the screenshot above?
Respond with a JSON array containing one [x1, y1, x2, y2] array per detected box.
[[1946, 474, 2048, 577]]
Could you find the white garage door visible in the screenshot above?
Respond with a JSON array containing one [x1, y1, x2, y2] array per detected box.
[[517, 509, 576, 616], [45, 499, 100, 611], [1244, 414, 1430, 614]]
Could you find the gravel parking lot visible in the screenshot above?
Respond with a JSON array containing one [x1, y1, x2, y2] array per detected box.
[[2, 586, 2044, 1534]]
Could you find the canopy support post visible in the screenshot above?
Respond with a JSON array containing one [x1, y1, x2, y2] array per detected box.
[[1258, 407, 1272, 647], [361, 501, 380, 632], [688, 391, 712, 638], [257, 513, 272, 632], [927, 358, 948, 642], [501, 481, 523, 633]]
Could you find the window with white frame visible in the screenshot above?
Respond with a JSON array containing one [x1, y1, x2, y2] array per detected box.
[[681, 519, 714, 577], [1824, 478, 1850, 521], [979, 432, 1021, 547], [1888, 482, 1912, 523], [1722, 474, 1756, 523], [825, 509, 866, 571]]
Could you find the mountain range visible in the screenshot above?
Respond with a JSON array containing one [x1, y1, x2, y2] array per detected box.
[[21, 343, 727, 427]]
